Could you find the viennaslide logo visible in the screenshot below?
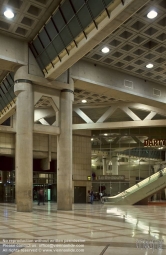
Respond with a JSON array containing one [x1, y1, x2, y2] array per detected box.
[[136, 238, 164, 251]]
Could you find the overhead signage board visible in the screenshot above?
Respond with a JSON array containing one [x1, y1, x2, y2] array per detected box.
[[97, 175, 125, 181]]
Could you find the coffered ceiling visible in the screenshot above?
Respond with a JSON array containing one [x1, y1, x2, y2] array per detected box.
[[0, 0, 61, 40], [0, 0, 165, 164], [84, 0, 166, 87], [0, 0, 166, 111]]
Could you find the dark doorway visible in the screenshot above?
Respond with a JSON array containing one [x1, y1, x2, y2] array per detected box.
[[74, 186, 86, 203]]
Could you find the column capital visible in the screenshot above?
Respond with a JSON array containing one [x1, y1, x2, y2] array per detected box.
[[15, 79, 32, 84], [14, 80, 33, 96], [61, 89, 74, 94]]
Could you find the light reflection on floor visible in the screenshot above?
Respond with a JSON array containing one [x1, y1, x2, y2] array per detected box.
[[0, 202, 165, 254]]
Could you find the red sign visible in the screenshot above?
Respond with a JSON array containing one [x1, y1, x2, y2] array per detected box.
[[144, 139, 166, 147]]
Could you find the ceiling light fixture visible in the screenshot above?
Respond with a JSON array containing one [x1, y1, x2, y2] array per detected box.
[[146, 63, 154, 69], [82, 99, 87, 103], [101, 47, 110, 53], [104, 133, 108, 136], [4, 9, 14, 19], [147, 10, 158, 19]]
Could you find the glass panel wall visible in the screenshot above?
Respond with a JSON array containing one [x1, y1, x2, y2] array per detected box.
[[0, 171, 56, 202], [91, 127, 166, 201]]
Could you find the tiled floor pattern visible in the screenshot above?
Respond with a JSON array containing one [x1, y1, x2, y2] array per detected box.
[[0, 202, 165, 254]]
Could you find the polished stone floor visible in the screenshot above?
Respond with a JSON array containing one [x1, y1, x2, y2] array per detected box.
[[0, 202, 165, 255]]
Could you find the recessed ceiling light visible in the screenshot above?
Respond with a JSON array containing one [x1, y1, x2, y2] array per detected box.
[[4, 9, 14, 19], [104, 133, 108, 136], [82, 99, 87, 103], [147, 10, 158, 19], [101, 47, 110, 53], [91, 138, 94, 141], [146, 63, 154, 69]]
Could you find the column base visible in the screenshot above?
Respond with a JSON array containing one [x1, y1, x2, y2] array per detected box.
[[57, 203, 72, 211], [17, 201, 32, 212]]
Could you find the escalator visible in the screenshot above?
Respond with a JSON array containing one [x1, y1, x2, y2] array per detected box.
[[102, 168, 166, 205]]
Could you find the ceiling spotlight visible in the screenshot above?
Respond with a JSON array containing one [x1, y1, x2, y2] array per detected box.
[[4, 9, 14, 19], [146, 63, 154, 69], [91, 138, 94, 141], [101, 47, 110, 53], [104, 133, 108, 136], [147, 10, 158, 19], [82, 99, 87, 103]]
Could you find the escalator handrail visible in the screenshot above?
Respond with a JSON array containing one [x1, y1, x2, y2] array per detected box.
[[102, 168, 166, 203]]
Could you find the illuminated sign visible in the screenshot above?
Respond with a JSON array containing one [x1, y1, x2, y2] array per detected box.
[[97, 175, 125, 181], [144, 139, 166, 147]]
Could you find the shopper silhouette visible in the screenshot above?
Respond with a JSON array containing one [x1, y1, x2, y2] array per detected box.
[[38, 187, 45, 205], [90, 190, 94, 204]]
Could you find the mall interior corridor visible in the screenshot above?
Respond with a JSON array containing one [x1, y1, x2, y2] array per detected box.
[[0, 202, 165, 255]]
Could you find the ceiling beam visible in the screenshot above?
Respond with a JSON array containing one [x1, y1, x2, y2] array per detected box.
[[92, 143, 143, 150], [73, 119, 166, 130], [131, 136, 143, 145], [120, 106, 141, 121], [97, 106, 117, 123], [33, 124, 60, 135], [34, 108, 55, 122], [73, 102, 166, 117], [38, 118, 50, 125], [0, 126, 15, 133], [72, 60, 166, 109], [74, 108, 94, 123], [0, 34, 28, 71], [144, 111, 156, 120]]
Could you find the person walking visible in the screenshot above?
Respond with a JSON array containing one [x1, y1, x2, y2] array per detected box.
[[90, 189, 94, 204], [38, 187, 45, 205]]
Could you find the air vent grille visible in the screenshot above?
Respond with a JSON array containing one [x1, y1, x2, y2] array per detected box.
[[124, 80, 133, 89], [153, 88, 161, 96]]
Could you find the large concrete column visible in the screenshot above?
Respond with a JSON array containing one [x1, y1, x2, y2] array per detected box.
[[57, 86, 74, 210], [112, 153, 118, 175], [14, 79, 33, 212]]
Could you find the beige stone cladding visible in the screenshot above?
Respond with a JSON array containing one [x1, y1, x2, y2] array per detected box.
[[0, 132, 15, 155], [73, 115, 91, 202]]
